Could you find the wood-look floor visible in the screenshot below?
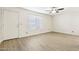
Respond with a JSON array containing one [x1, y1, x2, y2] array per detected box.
[[0, 32, 79, 51]]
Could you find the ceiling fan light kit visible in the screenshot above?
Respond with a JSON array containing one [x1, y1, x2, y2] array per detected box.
[[44, 7, 64, 15]]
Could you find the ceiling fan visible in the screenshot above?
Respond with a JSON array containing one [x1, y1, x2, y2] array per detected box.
[[45, 7, 64, 15]]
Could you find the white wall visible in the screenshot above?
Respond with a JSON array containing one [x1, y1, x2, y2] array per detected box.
[[52, 7, 79, 35], [3, 7, 52, 37], [19, 8, 53, 37]]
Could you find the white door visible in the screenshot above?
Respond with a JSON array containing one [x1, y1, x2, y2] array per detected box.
[[3, 9, 19, 40]]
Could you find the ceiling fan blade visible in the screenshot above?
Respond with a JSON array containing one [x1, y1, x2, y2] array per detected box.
[[58, 8, 64, 10], [44, 9, 52, 11], [45, 10, 51, 11]]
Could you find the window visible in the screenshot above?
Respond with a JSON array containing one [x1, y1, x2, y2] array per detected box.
[[27, 15, 41, 32]]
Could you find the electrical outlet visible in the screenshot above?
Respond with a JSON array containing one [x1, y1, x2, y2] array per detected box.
[[72, 31, 74, 33]]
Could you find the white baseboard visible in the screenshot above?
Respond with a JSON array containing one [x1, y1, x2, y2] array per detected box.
[[0, 40, 3, 43], [52, 30, 79, 36]]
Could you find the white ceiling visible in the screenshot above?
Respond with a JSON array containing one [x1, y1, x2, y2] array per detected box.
[[23, 7, 51, 14], [23, 7, 65, 16]]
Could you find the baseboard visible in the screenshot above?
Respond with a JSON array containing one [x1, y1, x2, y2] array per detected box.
[[2, 31, 52, 41], [52, 31, 79, 37], [19, 31, 52, 38]]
